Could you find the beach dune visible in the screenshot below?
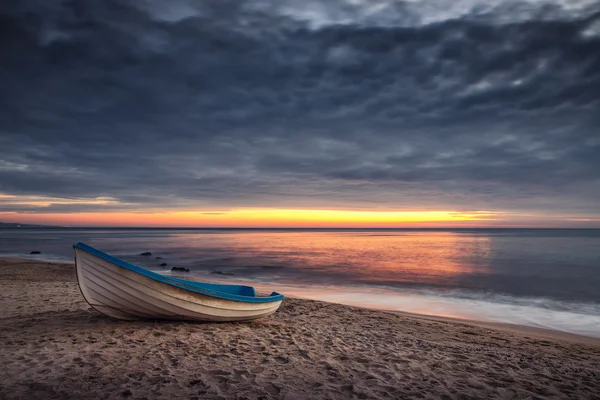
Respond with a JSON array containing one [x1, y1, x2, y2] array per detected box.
[[1, 258, 599, 399]]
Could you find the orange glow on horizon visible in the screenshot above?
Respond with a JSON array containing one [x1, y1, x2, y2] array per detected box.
[[0, 208, 498, 227], [3, 192, 599, 227]]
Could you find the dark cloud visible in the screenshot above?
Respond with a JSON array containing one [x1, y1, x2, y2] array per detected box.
[[1, 0, 599, 217]]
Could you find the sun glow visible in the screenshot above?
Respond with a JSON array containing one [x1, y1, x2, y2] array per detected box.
[[0, 208, 498, 227], [3, 192, 596, 227]]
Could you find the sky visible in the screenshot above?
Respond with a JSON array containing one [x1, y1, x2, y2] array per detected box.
[[1, 0, 600, 227]]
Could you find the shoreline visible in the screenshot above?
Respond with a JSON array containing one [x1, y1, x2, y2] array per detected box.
[[1, 256, 599, 343], [387, 309, 600, 346], [1, 258, 600, 399]]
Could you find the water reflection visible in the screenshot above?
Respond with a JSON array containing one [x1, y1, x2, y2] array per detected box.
[[166, 231, 493, 288], [2, 228, 598, 302]]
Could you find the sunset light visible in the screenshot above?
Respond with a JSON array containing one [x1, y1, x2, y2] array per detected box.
[[1, 0, 600, 398], [0, 208, 499, 228]]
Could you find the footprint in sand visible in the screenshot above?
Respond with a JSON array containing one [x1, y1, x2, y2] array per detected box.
[[264, 382, 281, 395], [274, 355, 289, 364], [211, 370, 232, 376]]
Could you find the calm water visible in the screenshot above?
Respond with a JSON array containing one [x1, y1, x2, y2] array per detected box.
[[1, 228, 599, 337]]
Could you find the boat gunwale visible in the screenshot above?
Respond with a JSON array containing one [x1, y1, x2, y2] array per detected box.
[[73, 242, 284, 304]]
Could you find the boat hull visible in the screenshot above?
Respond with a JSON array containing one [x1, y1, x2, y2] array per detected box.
[[74, 247, 282, 322]]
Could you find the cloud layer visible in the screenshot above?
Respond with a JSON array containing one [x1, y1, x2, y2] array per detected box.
[[1, 0, 599, 218]]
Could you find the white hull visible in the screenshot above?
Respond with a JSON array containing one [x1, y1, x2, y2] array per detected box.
[[74, 248, 282, 322]]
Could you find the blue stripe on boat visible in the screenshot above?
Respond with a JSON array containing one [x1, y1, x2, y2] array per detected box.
[[73, 242, 284, 303]]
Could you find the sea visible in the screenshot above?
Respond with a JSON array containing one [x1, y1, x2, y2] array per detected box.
[[1, 228, 599, 338]]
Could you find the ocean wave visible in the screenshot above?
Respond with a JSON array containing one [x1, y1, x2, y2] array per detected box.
[[277, 283, 600, 337]]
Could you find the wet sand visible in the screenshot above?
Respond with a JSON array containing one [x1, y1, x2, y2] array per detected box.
[[1, 258, 599, 399]]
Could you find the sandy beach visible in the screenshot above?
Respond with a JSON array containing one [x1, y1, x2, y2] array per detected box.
[[1, 258, 599, 400]]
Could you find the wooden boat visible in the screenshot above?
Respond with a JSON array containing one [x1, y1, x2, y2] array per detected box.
[[73, 242, 284, 321]]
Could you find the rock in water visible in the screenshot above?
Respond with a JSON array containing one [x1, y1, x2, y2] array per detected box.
[[159, 263, 168, 267], [140, 252, 152, 256], [29, 251, 41, 254], [211, 270, 235, 276], [171, 266, 189, 272]]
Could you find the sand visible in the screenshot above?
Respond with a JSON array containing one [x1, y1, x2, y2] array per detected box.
[[1, 258, 599, 400]]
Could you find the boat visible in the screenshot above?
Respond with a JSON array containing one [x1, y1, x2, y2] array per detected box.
[[73, 242, 284, 322]]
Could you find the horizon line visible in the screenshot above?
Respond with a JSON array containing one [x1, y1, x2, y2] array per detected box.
[[2, 225, 599, 230]]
